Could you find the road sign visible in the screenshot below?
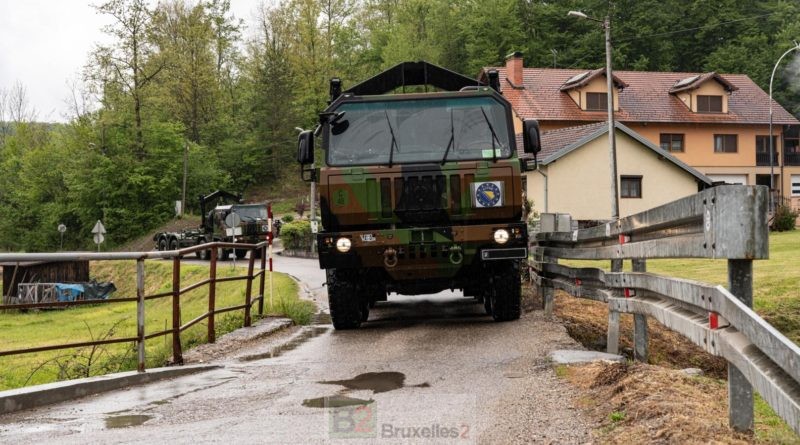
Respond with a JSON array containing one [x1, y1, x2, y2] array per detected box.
[[92, 220, 106, 235], [224, 213, 241, 228], [58, 224, 67, 233], [93, 233, 105, 245]]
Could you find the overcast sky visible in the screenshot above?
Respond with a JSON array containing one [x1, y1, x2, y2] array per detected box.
[[0, 0, 262, 122]]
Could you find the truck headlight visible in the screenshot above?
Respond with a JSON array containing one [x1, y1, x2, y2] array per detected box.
[[493, 229, 509, 244], [336, 237, 352, 253]]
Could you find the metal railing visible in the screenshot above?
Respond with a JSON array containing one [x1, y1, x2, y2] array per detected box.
[[756, 151, 780, 166], [530, 185, 800, 435], [0, 241, 273, 372]]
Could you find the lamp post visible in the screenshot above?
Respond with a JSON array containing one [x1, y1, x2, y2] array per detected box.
[[768, 41, 800, 213], [569, 10, 619, 220]]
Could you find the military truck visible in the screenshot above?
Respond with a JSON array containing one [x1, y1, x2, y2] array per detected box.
[[153, 190, 270, 260], [296, 61, 541, 329]]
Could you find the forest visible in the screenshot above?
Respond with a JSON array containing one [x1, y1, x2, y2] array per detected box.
[[0, 0, 799, 251]]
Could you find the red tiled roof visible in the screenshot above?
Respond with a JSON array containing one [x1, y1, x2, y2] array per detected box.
[[484, 67, 799, 125], [516, 121, 606, 160]]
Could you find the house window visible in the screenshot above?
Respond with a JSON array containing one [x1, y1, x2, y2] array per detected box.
[[586, 92, 607, 111], [659, 134, 684, 152], [714, 134, 738, 153], [697, 95, 723, 113], [620, 176, 642, 198], [792, 175, 800, 196]]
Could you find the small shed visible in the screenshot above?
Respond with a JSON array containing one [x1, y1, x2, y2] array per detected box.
[[1, 261, 90, 302]]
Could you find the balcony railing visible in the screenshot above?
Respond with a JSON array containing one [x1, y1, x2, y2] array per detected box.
[[756, 151, 780, 166], [784, 152, 800, 166]]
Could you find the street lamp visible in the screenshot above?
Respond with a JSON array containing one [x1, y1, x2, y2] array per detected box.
[[569, 10, 619, 220], [768, 41, 800, 213]]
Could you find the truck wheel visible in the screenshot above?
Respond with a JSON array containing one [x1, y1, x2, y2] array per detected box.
[[197, 239, 210, 260], [158, 238, 168, 251], [235, 249, 247, 259], [169, 238, 179, 251], [489, 261, 521, 322], [327, 269, 362, 330]]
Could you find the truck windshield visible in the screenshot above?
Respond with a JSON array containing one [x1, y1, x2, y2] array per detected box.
[[233, 205, 267, 221], [327, 96, 512, 166]]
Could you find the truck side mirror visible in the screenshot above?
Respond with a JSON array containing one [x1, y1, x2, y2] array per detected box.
[[523, 119, 541, 154], [297, 130, 314, 165]]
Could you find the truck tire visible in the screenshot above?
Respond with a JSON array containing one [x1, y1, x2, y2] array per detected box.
[[235, 249, 247, 259], [169, 238, 179, 251], [327, 269, 362, 330], [158, 237, 168, 251], [489, 260, 521, 322], [197, 239, 210, 260]]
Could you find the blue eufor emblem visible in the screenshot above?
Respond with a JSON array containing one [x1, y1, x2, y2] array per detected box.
[[473, 181, 503, 208]]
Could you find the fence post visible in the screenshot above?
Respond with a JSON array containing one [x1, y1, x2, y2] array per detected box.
[[632, 258, 648, 362], [172, 256, 183, 365], [258, 245, 267, 316], [244, 248, 256, 327], [208, 247, 217, 343], [606, 259, 623, 354], [136, 259, 145, 372], [727, 259, 754, 433]]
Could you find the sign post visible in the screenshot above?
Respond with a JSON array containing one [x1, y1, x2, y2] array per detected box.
[[91, 220, 106, 252], [57, 224, 66, 251], [224, 213, 242, 268]]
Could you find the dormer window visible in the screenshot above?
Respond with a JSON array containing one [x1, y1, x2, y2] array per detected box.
[[697, 95, 723, 113], [586, 92, 607, 111]]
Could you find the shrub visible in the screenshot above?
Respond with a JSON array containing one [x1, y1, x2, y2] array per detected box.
[[280, 220, 313, 251], [772, 205, 799, 232], [281, 214, 294, 223]]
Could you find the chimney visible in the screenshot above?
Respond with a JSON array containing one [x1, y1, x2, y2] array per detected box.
[[505, 51, 524, 88]]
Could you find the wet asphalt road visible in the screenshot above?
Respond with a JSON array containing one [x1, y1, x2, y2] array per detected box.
[[0, 257, 590, 444]]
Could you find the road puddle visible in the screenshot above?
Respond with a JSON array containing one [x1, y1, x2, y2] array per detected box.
[[104, 414, 152, 429], [320, 372, 429, 393], [240, 324, 330, 361], [302, 395, 374, 408]]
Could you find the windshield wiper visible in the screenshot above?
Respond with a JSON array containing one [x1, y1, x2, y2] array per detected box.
[[384, 110, 399, 167], [441, 108, 455, 165], [480, 107, 503, 163]]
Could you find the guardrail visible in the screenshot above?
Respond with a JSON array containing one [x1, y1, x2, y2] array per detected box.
[[0, 241, 274, 372], [530, 185, 800, 435]]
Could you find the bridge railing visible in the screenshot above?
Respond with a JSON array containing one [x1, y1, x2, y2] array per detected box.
[[0, 241, 273, 372], [530, 185, 800, 435]]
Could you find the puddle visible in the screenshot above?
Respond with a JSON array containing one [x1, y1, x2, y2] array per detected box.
[[240, 324, 330, 361], [104, 414, 152, 429], [320, 372, 429, 394], [302, 395, 374, 409], [151, 400, 170, 406]]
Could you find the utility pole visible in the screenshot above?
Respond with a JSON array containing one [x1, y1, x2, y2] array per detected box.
[[604, 15, 619, 220], [182, 141, 188, 218]]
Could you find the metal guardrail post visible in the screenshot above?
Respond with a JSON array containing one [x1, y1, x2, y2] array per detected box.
[[244, 248, 256, 327], [208, 247, 217, 343], [632, 259, 648, 362], [172, 256, 184, 365], [728, 259, 754, 432], [606, 259, 623, 354], [136, 259, 145, 372]]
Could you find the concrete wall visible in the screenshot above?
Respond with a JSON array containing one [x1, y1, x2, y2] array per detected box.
[[526, 130, 700, 220]]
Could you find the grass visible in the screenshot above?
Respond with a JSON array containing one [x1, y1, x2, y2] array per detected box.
[[558, 230, 800, 442], [0, 260, 315, 391]]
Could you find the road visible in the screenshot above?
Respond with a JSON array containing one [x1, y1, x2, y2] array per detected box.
[[0, 256, 591, 444]]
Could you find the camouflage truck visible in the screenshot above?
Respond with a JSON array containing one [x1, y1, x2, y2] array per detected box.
[[154, 190, 270, 260], [296, 62, 541, 329]]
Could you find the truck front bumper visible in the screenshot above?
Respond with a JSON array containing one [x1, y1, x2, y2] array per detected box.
[[316, 222, 528, 275]]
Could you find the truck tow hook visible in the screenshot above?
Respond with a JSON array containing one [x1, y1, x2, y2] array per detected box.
[[449, 246, 463, 265], [384, 248, 398, 268]]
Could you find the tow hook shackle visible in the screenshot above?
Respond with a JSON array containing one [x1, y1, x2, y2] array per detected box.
[[384, 247, 398, 268], [449, 245, 463, 265]]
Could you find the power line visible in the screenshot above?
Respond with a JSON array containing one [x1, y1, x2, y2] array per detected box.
[[615, 11, 778, 43]]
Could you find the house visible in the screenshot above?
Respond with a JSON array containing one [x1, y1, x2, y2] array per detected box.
[[481, 53, 800, 209], [522, 121, 712, 221]]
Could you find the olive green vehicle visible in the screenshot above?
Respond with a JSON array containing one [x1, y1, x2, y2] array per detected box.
[[297, 61, 541, 329]]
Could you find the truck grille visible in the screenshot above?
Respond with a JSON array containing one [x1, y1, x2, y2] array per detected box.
[[392, 174, 453, 224]]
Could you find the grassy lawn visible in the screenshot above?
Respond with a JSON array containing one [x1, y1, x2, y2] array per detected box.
[[561, 230, 800, 442], [0, 260, 315, 391]]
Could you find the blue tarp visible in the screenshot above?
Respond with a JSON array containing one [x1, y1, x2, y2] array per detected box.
[[55, 284, 84, 302]]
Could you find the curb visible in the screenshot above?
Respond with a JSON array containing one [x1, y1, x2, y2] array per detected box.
[[0, 364, 219, 415]]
